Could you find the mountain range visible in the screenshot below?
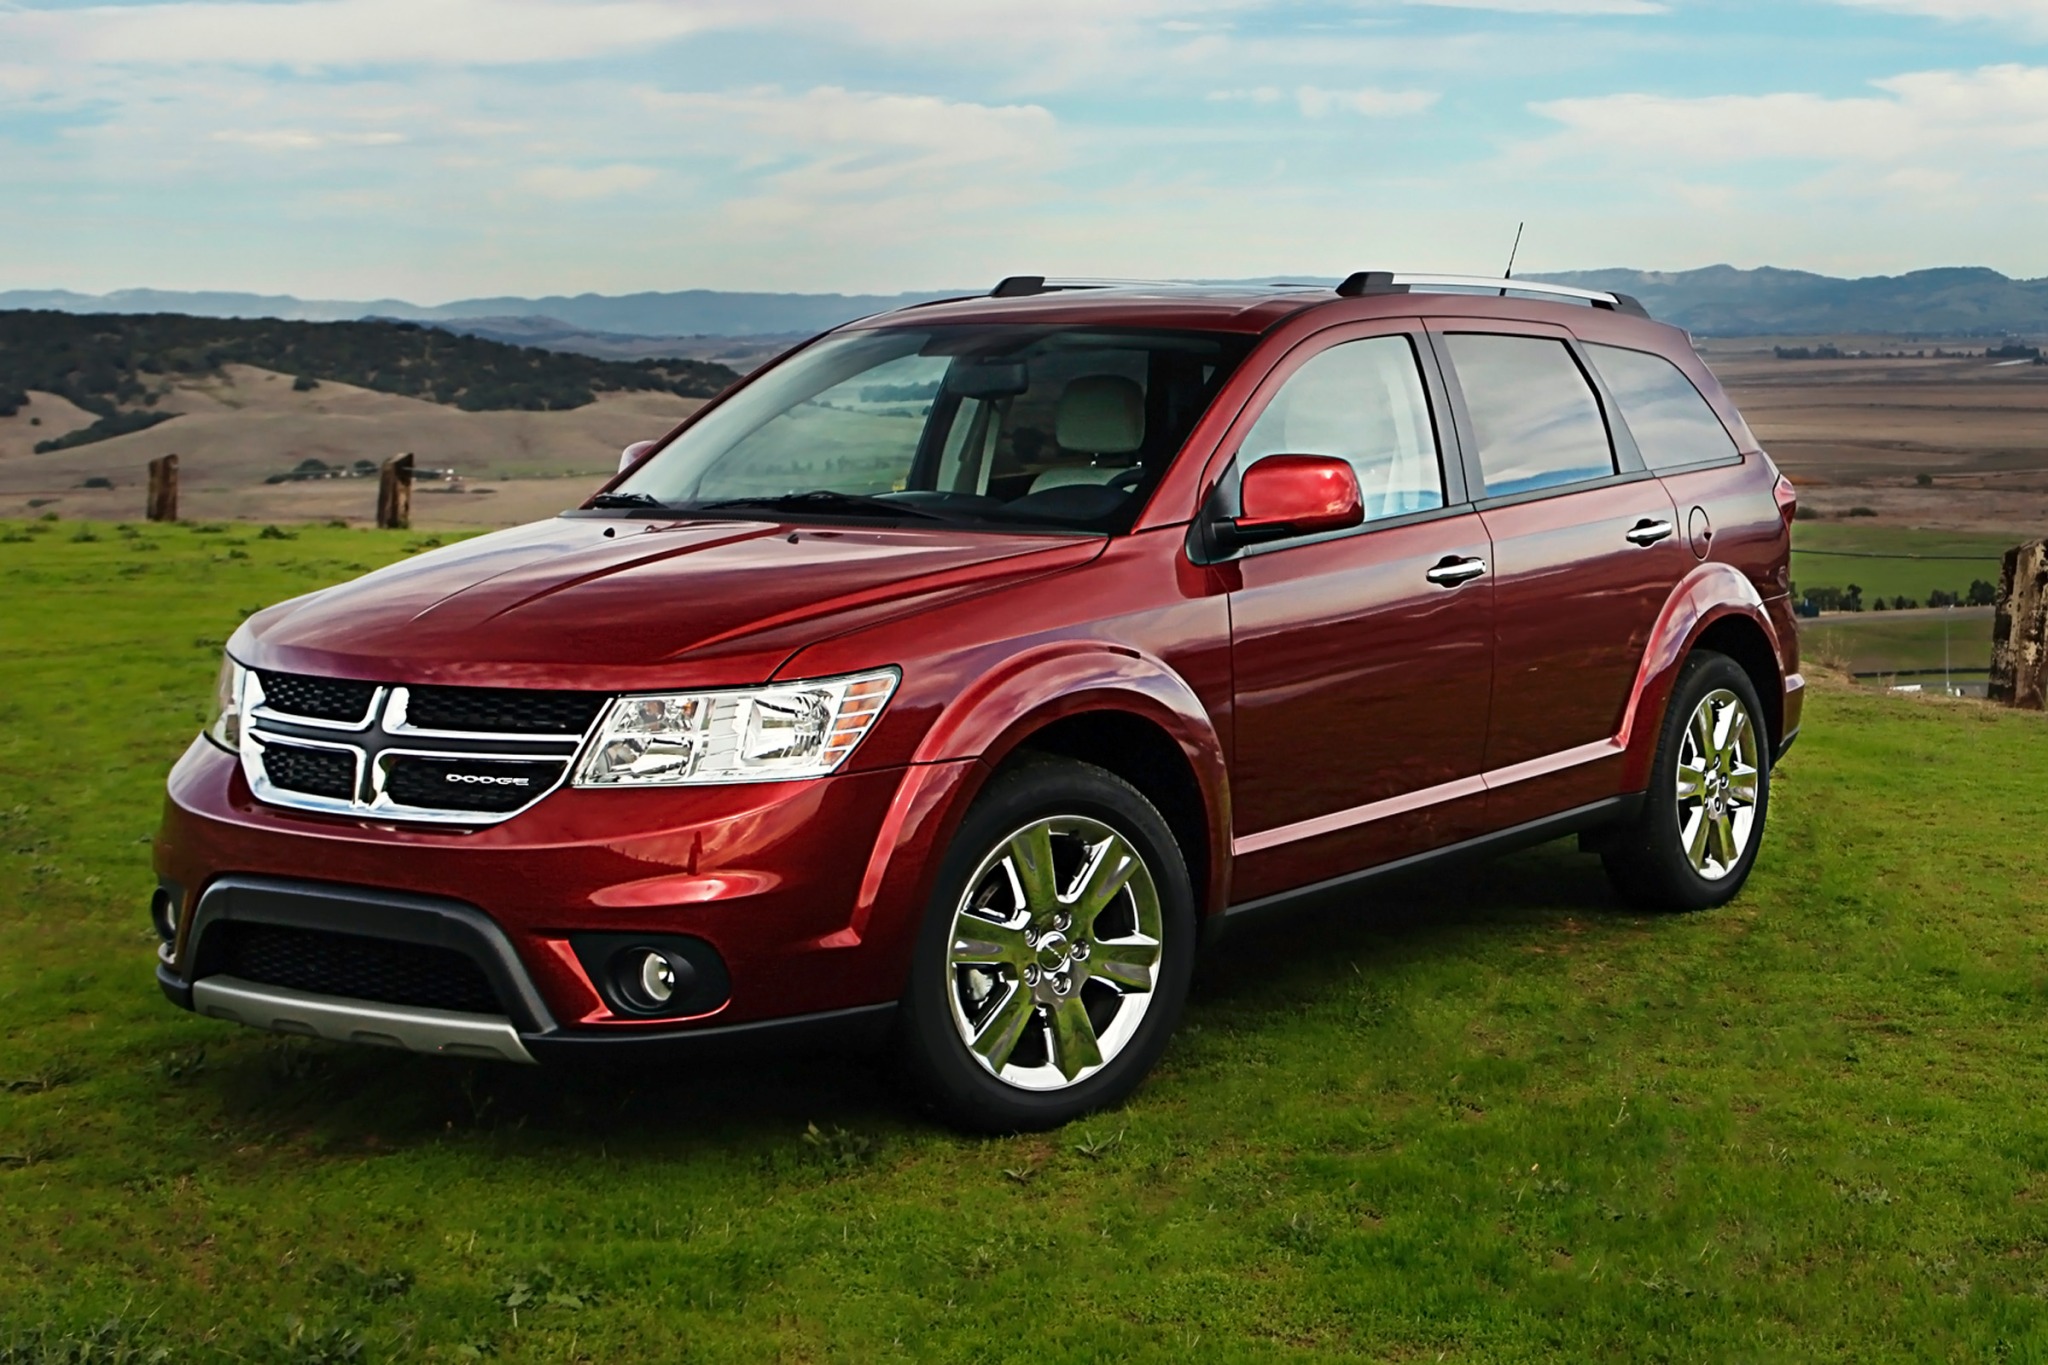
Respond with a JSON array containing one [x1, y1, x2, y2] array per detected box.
[[7, 266, 2048, 347]]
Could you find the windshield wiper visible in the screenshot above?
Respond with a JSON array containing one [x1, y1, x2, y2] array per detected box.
[[587, 491, 671, 509], [689, 490, 960, 522]]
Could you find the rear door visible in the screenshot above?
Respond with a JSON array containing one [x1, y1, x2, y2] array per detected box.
[[1580, 339, 1787, 599], [1219, 321, 1495, 904], [1430, 322, 1690, 828]]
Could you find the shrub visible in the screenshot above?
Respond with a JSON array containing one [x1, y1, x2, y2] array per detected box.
[[1847, 506, 1878, 518]]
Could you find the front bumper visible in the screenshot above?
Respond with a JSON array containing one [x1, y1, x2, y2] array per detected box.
[[155, 738, 983, 1054]]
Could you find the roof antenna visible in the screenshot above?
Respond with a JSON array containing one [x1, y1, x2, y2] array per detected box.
[[1499, 221, 1524, 297]]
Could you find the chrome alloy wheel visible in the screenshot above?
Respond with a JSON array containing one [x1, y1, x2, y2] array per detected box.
[[1675, 687, 1761, 881], [945, 815, 1164, 1092]]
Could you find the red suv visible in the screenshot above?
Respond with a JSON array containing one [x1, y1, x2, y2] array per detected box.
[[154, 272, 1801, 1130]]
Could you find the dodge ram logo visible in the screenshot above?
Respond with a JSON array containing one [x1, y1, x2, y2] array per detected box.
[[446, 772, 531, 787]]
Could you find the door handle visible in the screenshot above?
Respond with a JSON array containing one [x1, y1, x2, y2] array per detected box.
[[1625, 518, 1676, 546], [1425, 556, 1488, 587]]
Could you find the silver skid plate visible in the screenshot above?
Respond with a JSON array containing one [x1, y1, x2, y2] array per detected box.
[[191, 975, 536, 1064]]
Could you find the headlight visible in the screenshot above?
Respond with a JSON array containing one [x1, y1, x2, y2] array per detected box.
[[205, 655, 246, 751], [574, 668, 899, 787]]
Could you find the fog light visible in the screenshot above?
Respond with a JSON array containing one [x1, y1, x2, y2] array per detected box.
[[609, 945, 697, 1015], [638, 951, 675, 1005], [574, 932, 727, 1020], [150, 887, 180, 942]]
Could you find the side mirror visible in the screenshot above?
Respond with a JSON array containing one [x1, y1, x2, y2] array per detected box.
[[618, 440, 659, 474], [1215, 454, 1363, 550]]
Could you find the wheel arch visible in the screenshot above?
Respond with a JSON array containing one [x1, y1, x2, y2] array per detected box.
[[1619, 564, 1788, 790], [909, 643, 1232, 920]]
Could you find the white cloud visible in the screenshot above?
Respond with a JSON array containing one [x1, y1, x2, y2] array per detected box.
[[1408, 0, 1665, 11], [1826, 0, 2048, 37], [641, 85, 1060, 197], [1296, 86, 1440, 117], [0, 0, 728, 68], [211, 128, 407, 149], [1529, 64, 2048, 164], [516, 164, 659, 199], [1409, 0, 1662, 11]]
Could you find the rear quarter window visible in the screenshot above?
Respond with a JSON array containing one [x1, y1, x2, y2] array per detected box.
[[1442, 333, 1615, 498], [1584, 342, 1739, 470]]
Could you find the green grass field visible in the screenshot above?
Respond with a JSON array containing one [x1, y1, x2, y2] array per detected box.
[[6, 518, 2048, 1361], [1791, 522, 2015, 606]]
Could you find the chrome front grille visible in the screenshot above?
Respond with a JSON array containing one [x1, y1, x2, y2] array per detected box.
[[241, 672, 605, 826]]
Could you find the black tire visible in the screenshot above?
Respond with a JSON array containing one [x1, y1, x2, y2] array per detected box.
[[897, 756, 1196, 1133], [1602, 651, 1772, 913]]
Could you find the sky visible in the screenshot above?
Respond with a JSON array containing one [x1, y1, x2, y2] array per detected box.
[[2, 0, 2046, 301]]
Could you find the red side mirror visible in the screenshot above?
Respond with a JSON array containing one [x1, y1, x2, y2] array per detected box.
[[618, 440, 659, 474], [1222, 454, 1364, 548]]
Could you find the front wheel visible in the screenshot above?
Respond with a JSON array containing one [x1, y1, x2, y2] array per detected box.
[[1602, 651, 1771, 912], [898, 757, 1195, 1132]]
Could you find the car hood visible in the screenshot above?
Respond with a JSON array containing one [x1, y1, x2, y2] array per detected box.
[[233, 515, 1105, 690]]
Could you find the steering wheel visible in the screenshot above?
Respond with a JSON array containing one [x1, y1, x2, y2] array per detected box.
[[1108, 466, 1147, 490]]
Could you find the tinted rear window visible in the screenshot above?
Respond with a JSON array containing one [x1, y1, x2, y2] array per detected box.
[[1443, 334, 1615, 497], [1585, 343, 1739, 470]]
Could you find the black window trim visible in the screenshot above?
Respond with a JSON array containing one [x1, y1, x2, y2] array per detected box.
[[1189, 324, 1473, 564], [1577, 338, 1747, 476], [1427, 326, 1649, 507]]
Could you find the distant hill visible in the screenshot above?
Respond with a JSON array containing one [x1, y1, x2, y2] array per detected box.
[[0, 311, 739, 450], [9, 267, 2048, 352], [0, 286, 963, 337], [1524, 266, 2048, 336], [429, 315, 806, 370]]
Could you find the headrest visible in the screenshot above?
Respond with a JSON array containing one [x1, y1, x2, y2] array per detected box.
[[1055, 375, 1145, 454]]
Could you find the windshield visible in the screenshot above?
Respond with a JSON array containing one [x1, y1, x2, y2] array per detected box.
[[607, 325, 1254, 532]]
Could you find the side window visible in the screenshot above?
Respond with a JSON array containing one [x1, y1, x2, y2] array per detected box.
[[1239, 335, 1444, 522], [1584, 343, 1739, 469], [1443, 334, 1615, 498]]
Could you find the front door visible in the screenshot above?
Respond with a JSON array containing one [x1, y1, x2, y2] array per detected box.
[[1431, 324, 1692, 828], [1222, 324, 1495, 904]]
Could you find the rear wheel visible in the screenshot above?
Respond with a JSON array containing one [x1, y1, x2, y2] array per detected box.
[[1602, 651, 1770, 912], [898, 757, 1194, 1132]]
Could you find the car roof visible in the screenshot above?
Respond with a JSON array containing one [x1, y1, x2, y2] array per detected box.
[[849, 285, 1330, 335], [843, 274, 1662, 339]]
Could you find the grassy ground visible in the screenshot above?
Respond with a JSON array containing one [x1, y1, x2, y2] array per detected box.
[[1791, 522, 2015, 605], [6, 517, 2048, 1361]]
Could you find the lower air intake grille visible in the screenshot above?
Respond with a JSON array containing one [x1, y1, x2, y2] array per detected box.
[[215, 921, 503, 1015], [383, 756, 567, 813], [260, 742, 357, 801], [405, 686, 607, 735], [258, 672, 377, 724]]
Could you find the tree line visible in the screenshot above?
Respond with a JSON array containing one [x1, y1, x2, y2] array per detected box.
[[1799, 580, 1999, 613]]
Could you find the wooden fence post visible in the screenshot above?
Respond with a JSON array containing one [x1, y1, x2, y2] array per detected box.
[[376, 453, 414, 530], [1989, 538, 2048, 710], [145, 453, 179, 523]]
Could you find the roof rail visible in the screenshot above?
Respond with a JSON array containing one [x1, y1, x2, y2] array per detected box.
[[987, 275, 1336, 298], [990, 275, 1203, 298], [1334, 271, 1650, 319]]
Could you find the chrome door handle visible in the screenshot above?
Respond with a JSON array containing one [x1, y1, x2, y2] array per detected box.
[[1425, 556, 1488, 587], [1626, 519, 1676, 546]]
